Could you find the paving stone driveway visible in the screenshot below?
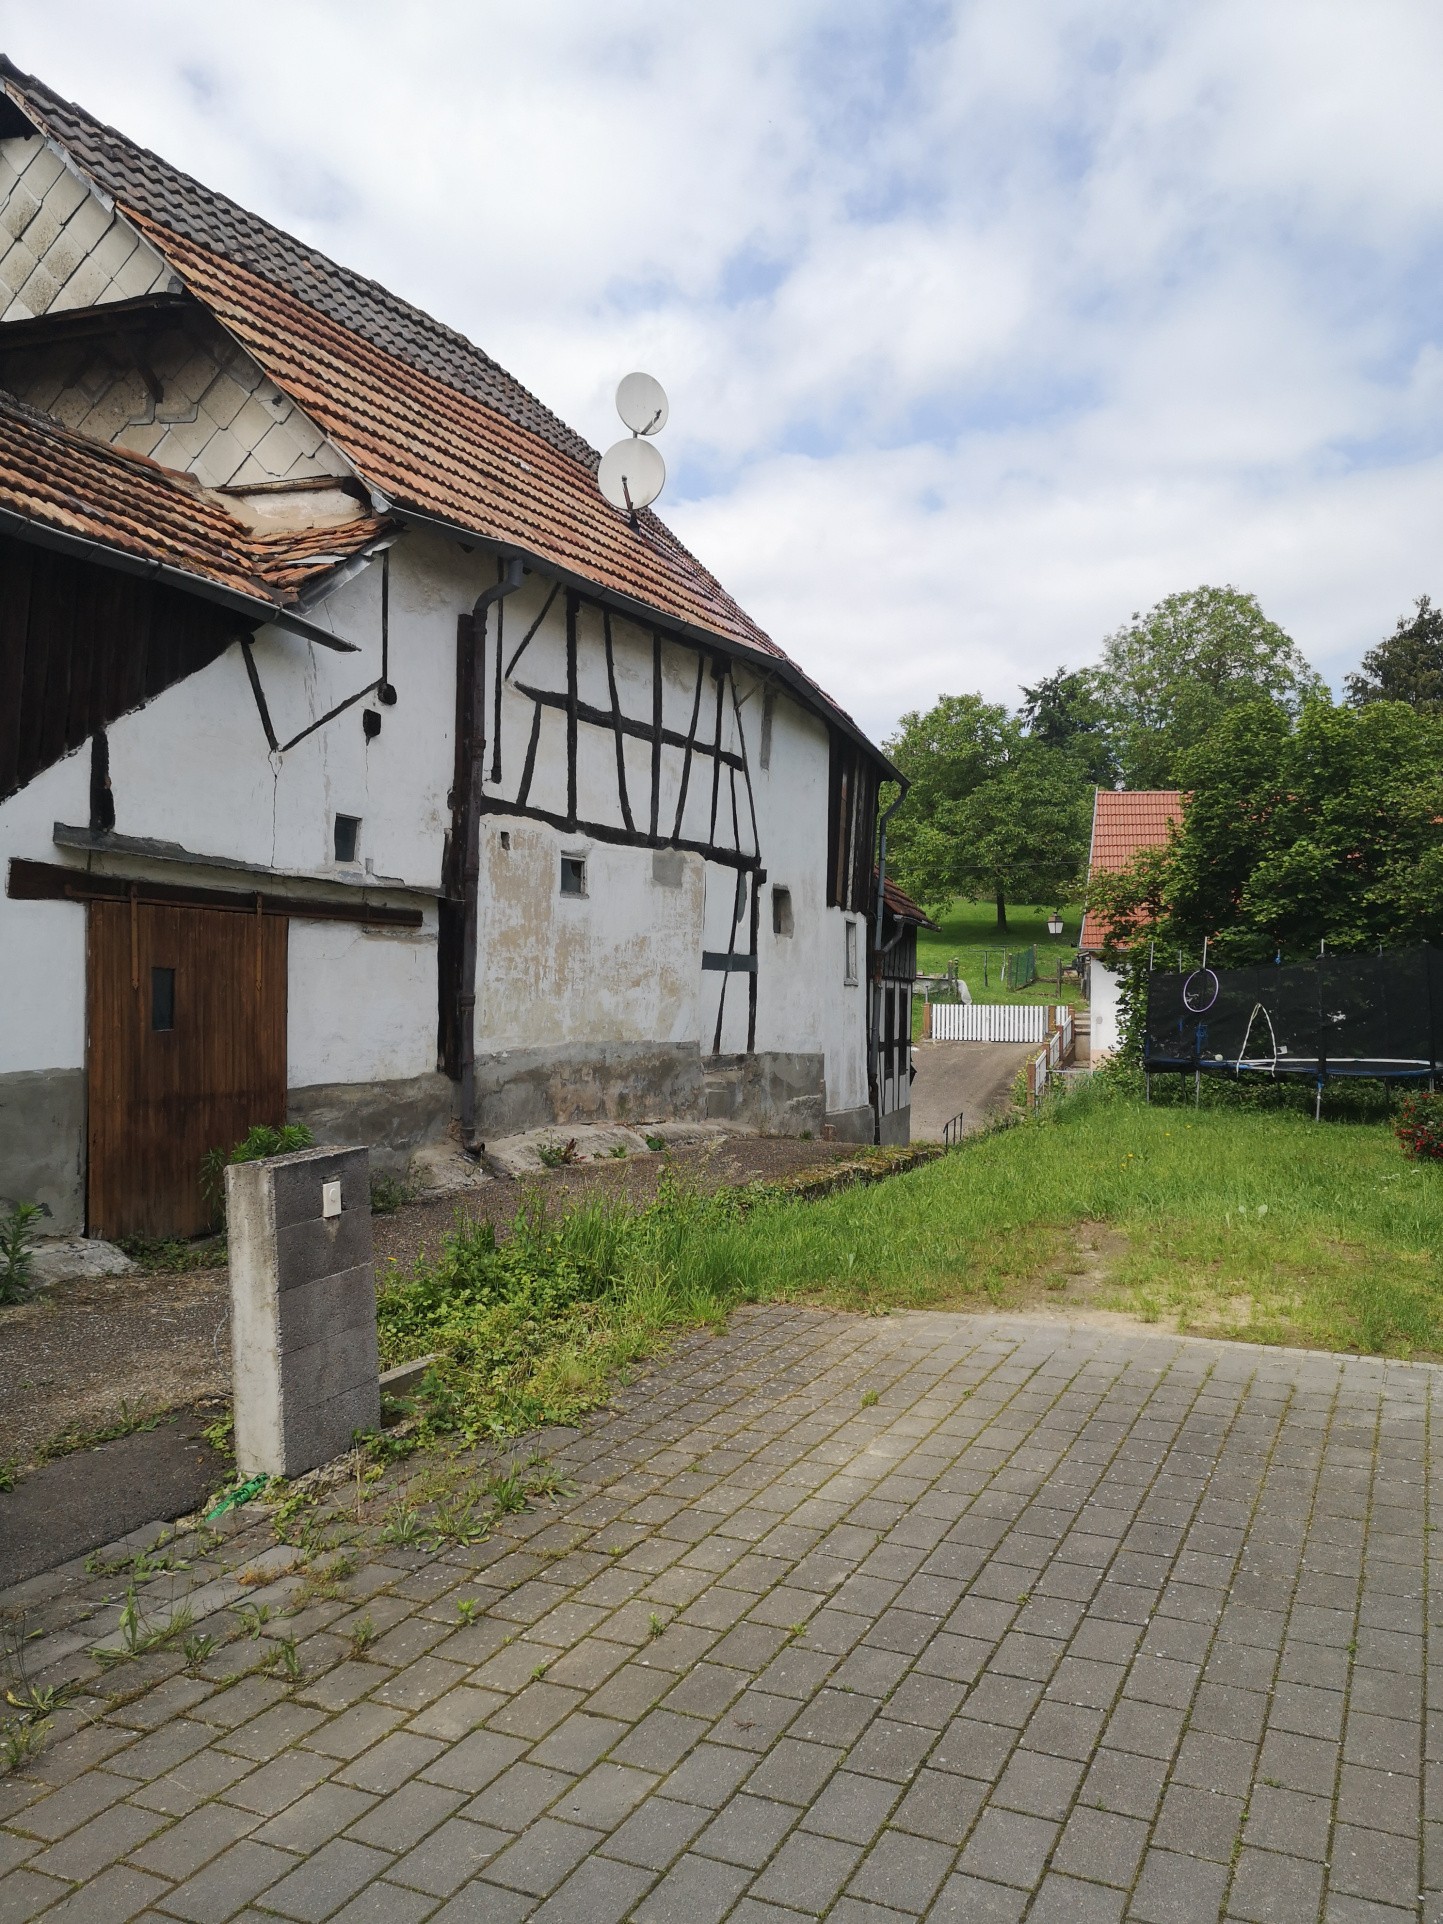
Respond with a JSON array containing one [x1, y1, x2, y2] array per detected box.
[[0, 1304, 1437, 1923]]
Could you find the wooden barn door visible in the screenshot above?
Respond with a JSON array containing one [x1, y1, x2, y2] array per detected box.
[[87, 900, 287, 1240]]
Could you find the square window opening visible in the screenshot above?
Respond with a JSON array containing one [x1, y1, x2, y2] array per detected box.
[[151, 966, 175, 1032], [772, 885, 794, 937], [844, 919, 859, 985], [560, 854, 587, 897], [334, 814, 361, 864]]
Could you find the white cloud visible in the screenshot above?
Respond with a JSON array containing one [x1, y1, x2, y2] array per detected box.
[[7, 0, 1443, 743]]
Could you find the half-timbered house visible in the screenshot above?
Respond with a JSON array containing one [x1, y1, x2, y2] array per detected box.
[[0, 60, 916, 1239]]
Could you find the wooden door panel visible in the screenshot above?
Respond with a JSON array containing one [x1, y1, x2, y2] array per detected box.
[[88, 901, 287, 1239]]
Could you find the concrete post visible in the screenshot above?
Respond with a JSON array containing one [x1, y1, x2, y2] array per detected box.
[[226, 1144, 381, 1479]]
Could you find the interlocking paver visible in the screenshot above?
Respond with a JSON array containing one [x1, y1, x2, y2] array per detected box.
[[6, 1313, 1443, 1922]]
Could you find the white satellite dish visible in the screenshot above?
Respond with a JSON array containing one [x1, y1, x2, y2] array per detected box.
[[616, 371, 668, 436], [598, 435, 666, 514]]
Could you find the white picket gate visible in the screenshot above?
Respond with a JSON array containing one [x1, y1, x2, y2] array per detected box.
[[931, 1003, 1060, 1044]]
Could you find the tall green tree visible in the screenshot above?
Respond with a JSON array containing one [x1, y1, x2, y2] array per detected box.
[[1099, 585, 1323, 787], [884, 694, 1090, 927], [1345, 595, 1443, 714], [1088, 696, 1443, 962], [1019, 666, 1119, 786], [884, 694, 1013, 910], [950, 743, 1092, 929]]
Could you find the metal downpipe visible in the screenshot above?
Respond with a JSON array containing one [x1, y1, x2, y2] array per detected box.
[[870, 783, 908, 1145], [459, 555, 525, 1151]]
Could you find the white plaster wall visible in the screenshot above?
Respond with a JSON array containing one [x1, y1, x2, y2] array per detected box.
[[1, 526, 471, 1098], [476, 819, 704, 1049], [0, 745, 89, 1073], [1, 516, 874, 1125], [1090, 961, 1122, 1059], [472, 573, 869, 1113], [743, 683, 869, 1112], [287, 917, 438, 1088], [103, 534, 454, 892]]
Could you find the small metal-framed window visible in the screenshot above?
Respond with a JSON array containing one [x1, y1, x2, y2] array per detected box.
[[151, 966, 176, 1032], [772, 885, 794, 937], [844, 919, 859, 985], [560, 854, 587, 897], [334, 814, 361, 863]]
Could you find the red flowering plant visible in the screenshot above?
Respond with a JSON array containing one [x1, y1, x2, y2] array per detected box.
[[1396, 1094, 1443, 1160]]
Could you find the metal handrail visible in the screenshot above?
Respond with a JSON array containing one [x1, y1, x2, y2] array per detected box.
[[942, 1112, 965, 1147]]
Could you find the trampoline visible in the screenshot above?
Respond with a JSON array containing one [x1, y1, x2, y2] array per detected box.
[[1144, 946, 1442, 1086]]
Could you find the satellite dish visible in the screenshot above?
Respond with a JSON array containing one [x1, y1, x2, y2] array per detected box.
[[616, 371, 668, 436], [598, 436, 666, 514]]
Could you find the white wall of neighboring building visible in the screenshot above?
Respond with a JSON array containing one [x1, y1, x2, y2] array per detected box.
[[1090, 960, 1123, 1060], [0, 744, 89, 1076]]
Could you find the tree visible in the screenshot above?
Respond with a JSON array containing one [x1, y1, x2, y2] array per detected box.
[[1019, 666, 1119, 786], [1089, 696, 1443, 962], [1345, 595, 1443, 714], [1099, 585, 1323, 788], [950, 744, 1092, 929], [884, 694, 1013, 911], [884, 694, 1091, 927]]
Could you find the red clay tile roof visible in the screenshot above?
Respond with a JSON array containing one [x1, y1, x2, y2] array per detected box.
[[882, 876, 938, 929], [0, 59, 884, 763], [1079, 789, 1183, 951], [0, 387, 387, 615]]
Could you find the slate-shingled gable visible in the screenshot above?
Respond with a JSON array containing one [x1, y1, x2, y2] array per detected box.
[[0, 58, 594, 468]]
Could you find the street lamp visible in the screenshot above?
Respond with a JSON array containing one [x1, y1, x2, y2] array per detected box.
[[1046, 910, 1064, 938]]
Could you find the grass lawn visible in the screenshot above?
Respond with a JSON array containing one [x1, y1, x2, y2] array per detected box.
[[915, 898, 1084, 1007], [378, 1084, 1443, 1456]]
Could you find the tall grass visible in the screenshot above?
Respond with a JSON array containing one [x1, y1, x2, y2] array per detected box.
[[377, 1084, 1443, 1450]]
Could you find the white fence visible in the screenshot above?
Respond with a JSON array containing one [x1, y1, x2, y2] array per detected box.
[[930, 1003, 1065, 1044]]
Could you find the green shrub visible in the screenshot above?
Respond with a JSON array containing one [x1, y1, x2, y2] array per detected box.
[[0, 1201, 43, 1304], [200, 1122, 315, 1219]]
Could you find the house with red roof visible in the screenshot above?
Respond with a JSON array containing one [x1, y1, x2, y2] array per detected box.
[[0, 60, 913, 1239], [1079, 788, 1183, 1058]]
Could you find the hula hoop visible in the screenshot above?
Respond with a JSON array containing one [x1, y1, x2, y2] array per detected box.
[[1182, 968, 1219, 1013]]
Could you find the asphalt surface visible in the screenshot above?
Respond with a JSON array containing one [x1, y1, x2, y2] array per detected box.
[[909, 1039, 1039, 1139], [0, 1410, 226, 1590]]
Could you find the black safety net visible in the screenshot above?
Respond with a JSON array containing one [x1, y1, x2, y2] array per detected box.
[[1144, 946, 1443, 1081]]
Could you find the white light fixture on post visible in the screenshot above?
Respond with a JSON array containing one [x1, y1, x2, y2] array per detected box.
[[1047, 910, 1064, 938]]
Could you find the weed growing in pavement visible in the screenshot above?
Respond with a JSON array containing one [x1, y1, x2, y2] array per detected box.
[[648, 1612, 665, 1639], [347, 1618, 377, 1659], [41, 1403, 165, 1466], [232, 1604, 272, 1640], [537, 1138, 581, 1168], [182, 1634, 217, 1671], [456, 1598, 479, 1624], [1, 1716, 50, 1771], [860, 1389, 879, 1407], [269, 1635, 303, 1682], [92, 1587, 194, 1666]]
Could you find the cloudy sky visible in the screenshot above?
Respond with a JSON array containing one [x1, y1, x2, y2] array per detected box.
[[8, 2, 1443, 742]]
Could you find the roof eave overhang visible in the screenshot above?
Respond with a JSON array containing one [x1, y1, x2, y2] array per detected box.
[[0, 500, 363, 651], [387, 501, 903, 782]]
